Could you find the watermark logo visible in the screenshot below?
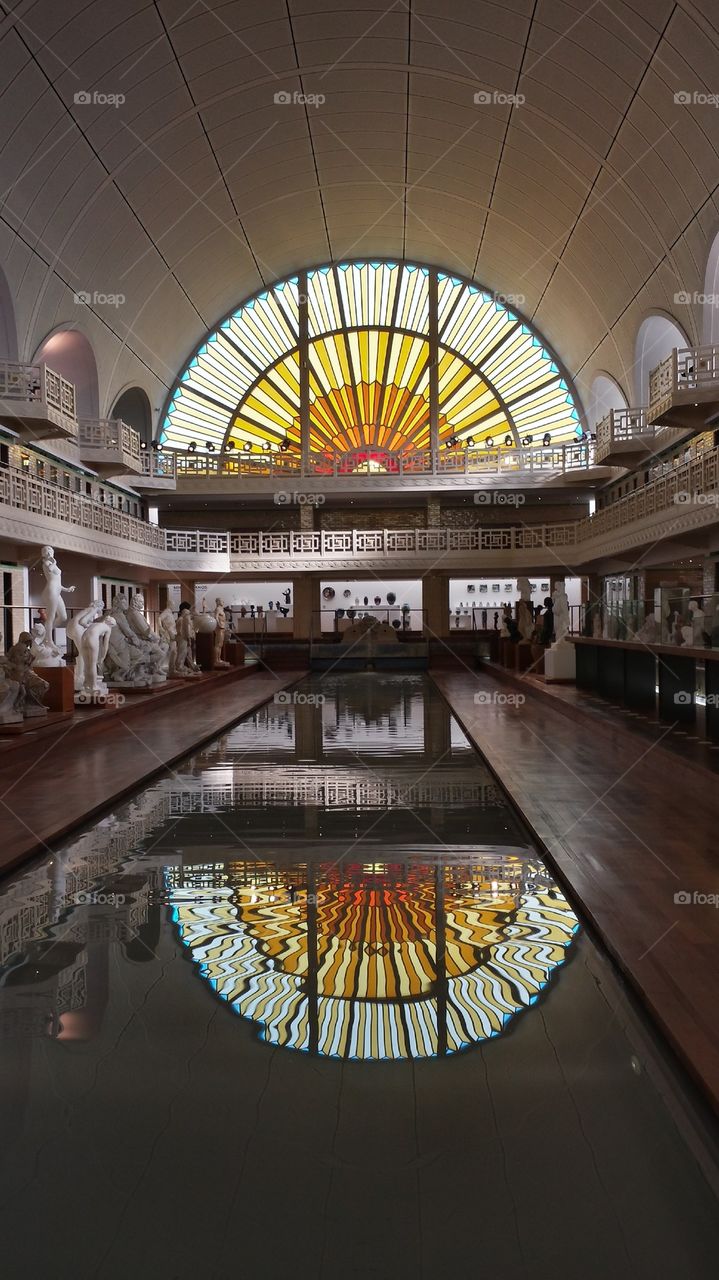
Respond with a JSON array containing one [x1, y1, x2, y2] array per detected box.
[[274, 90, 325, 108], [495, 292, 526, 307], [673, 690, 693, 706], [674, 90, 719, 108], [674, 290, 719, 306], [474, 691, 525, 707], [474, 90, 525, 107], [673, 490, 719, 507], [274, 690, 325, 706], [74, 890, 126, 907], [74, 90, 125, 108], [674, 889, 719, 907], [474, 490, 525, 507], [74, 290, 125, 308], [274, 490, 325, 506]]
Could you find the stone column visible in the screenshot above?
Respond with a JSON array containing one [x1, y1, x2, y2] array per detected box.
[[426, 497, 441, 528], [293, 574, 321, 639], [422, 573, 449, 639], [299, 501, 314, 531]]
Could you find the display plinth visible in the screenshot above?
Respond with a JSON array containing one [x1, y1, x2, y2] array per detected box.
[[34, 664, 75, 713], [515, 641, 533, 672], [530, 644, 546, 675], [225, 641, 246, 666], [194, 631, 214, 670], [544, 639, 577, 682]]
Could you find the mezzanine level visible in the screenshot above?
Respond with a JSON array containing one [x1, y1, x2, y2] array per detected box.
[[649, 342, 719, 430], [3, 439, 719, 573]]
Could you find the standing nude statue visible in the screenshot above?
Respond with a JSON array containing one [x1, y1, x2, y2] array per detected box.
[[158, 605, 178, 676], [213, 598, 230, 668], [67, 599, 104, 691], [39, 546, 75, 652]]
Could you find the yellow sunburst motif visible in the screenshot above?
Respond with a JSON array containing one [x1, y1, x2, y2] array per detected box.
[[161, 262, 583, 455]]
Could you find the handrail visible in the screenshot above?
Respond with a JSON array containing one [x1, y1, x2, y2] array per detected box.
[[156, 440, 596, 479], [0, 360, 77, 420]]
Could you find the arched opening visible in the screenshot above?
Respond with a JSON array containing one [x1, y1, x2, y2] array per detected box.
[[111, 386, 152, 444], [33, 328, 99, 418], [0, 267, 18, 361], [634, 314, 689, 404], [586, 373, 628, 427], [703, 229, 719, 344]]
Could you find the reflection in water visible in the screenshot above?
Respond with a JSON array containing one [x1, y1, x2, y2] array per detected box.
[[168, 856, 577, 1059]]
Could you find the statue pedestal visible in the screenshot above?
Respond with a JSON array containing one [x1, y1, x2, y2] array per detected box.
[[499, 639, 515, 667], [530, 644, 546, 675], [544, 639, 576, 682], [515, 642, 533, 672], [226, 641, 246, 666], [34, 664, 75, 713], [194, 632, 214, 670]]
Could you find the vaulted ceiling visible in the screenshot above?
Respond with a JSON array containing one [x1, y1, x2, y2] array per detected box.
[[1, 0, 719, 419]]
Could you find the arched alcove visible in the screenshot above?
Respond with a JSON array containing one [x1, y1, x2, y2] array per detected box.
[[634, 314, 689, 405], [586, 373, 628, 427], [33, 328, 99, 418], [0, 267, 18, 361], [111, 386, 152, 443], [703, 230, 719, 344]]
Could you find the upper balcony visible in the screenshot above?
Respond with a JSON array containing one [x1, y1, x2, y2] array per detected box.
[[648, 343, 719, 431], [0, 362, 78, 442], [595, 408, 657, 465], [77, 418, 142, 478], [161, 440, 611, 498]]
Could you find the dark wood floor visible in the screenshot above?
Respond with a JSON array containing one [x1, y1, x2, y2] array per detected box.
[[432, 668, 719, 1117], [0, 667, 306, 877]]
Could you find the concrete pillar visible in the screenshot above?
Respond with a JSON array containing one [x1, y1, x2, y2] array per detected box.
[[293, 574, 321, 639], [422, 573, 449, 638], [426, 497, 441, 528]]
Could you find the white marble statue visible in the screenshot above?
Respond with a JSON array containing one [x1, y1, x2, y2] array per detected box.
[[104, 596, 153, 685], [0, 632, 22, 724], [516, 577, 534, 641], [213, 598, 230, 668], [39, 546, 75, 652], [67, 599, 104, 691], [636, 612, 660, 644], [127, 592, 169, 680], [552, 581, 570, 644], [689, 599, 705, 646], [0, 632, 49, 718], [77, 616, 116, 697], [176, 604, 200, 676], [30, 622, 64, 667], [158, 606, 178, 676]]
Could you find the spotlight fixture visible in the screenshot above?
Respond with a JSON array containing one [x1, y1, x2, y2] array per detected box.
[[139, 440, 148, 450], [466, 435, 475, 447], [151, 440, 160, 451], [485, 437, 495, 448], [206, 441, 216, 452], [542, 432, 551, 447], [188, 441, 197, 452], [504, 434, 513, 447], [226, 440, 235, 450], [280, 441, 290, 452], [522, 435, 533, 446], [243, 442, 252, 452]]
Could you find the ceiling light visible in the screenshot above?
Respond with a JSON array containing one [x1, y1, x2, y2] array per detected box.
[[188, 441, 197, 452], [485, 437, 494, 448], [542, 432, 551, 447], [504, 435, 513, 447]]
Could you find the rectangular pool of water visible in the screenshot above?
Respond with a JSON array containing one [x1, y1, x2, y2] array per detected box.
[[0, 673, 717, 1279]]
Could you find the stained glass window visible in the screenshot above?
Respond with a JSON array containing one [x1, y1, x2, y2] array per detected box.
[[161, 262, 583, 460]]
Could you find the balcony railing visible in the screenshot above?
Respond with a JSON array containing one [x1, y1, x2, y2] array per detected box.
[[139, 449, 177, 480], [227, 524, 579, 560], [0, 361, 77, 437], [162, 440, 596, 482], [648, 343, 719, 425], [0, 464, 165, 549], [78, 418, 142, 473], [595, 408, 654, 462]]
